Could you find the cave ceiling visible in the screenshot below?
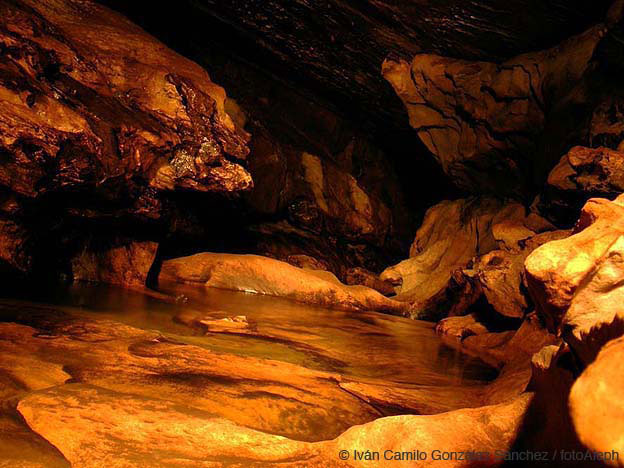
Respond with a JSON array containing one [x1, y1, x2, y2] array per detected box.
[[101, 0, 613, 134]]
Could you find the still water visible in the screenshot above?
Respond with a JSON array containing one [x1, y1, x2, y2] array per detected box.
[[28, 281, 498, 385], [0, 281, 498, 460]]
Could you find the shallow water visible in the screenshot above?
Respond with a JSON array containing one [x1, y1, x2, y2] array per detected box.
[[0, 281, 499, 456], [13, 281, 498, 386]]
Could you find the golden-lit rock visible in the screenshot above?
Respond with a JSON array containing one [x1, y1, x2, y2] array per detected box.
[[0, 317, 378, 442], [17, 384, 316, 467], [471, 230, 570, 319], [382, 24, 606, 195], [525, 194, 624, 362], [569, 336, 624, 466], [381, 198, 552, 319], [0, 0, 251, 216], [160, 253, 410, 315], [15, 382, 532, 468], [435, 314, 489, 340], [326, 394, 533, 468]]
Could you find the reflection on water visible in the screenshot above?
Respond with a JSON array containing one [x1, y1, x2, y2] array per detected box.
[[11, 281, 498, 386]]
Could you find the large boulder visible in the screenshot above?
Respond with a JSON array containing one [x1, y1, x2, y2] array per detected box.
[[160, 253, 410, 315], [569, 336, 624, 466], [469, 230, 570, 319], [526, 194, 624, 364]]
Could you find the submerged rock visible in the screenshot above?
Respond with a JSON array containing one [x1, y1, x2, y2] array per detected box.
[[160, 253, 410, 315]]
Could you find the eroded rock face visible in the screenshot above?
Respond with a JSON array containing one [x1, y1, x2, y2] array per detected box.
[[0, 0, 254, 283], [381, 198, 554, 319], [101, 0, 613, 139], [1, 0, 251, 200], [212, 61, 416, 278], [382, 17, 616, 195], [569, 336, 624, 466], [526, 194, 624, 364], [160, 253, 410, 315], [468, 230, 570, 319]]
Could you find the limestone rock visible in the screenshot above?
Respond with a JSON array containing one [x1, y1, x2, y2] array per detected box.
[[343, 267, 395, 296], [549, 146, 624, 195], [540, 146, 624, 224], [0, 0, 251, 217], [569, 336, 624, 466], [0, 317, 378, 443], [435, 314, 489, 340], [326, 395, 532, 468], [472, 230, 570, 319], [160, 253, 410, 315], [17, 383, 315, 467], [70, 238, 158, 288], [240, 116, 411, 276], [382, 24, 606, 194], [381, 198, 549, 319], [15, 381, 532, 468], [105, 0, 614, 140], [380, 198, 500, 319], [525, 194, 624, 357]]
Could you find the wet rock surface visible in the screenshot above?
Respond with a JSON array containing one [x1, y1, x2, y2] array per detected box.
[[160, 252, 410, 315]]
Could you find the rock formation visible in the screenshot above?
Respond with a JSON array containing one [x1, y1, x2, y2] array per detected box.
[[0, 0, 252, 281], [381, 198, 556, 319], [539, 146, 624, 224], [1, 0, 624, 466], [569, 335, 624, 465], [70, 238, 158, 289], [526, 194, 624, 359], [160, 253, 410, 315], [382, 24, 608, 195]]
